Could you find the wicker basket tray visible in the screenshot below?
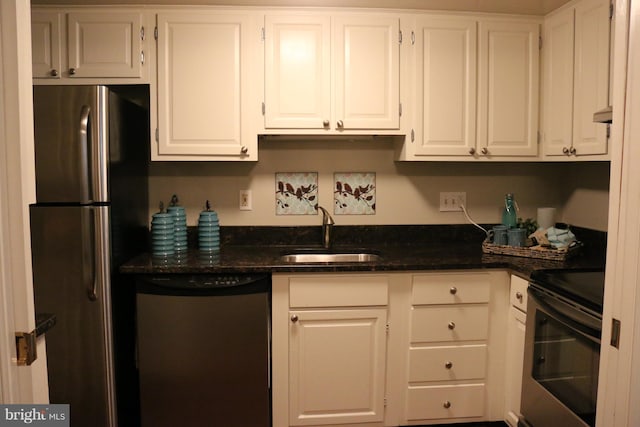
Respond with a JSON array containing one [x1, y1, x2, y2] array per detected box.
[[481, 238, 582, 261]]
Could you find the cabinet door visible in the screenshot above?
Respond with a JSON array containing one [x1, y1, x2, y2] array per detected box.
[[413, 16, 477, 156], [504, 306, 526, 426], [264, 15, 331, 129], [478, 20, 539, 157], [289, 308, 387, 425], [157, 12, 258, 159], [31, 11, 62, 79], [67, 12, 143, 78], [333, 15, 400, 130], [543, 8, 575, 156], [573, 0, 610, 155]]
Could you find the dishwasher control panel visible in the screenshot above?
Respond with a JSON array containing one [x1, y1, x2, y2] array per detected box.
[[140, 274, 269, 291]]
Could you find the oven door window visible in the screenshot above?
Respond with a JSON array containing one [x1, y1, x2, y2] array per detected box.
[[532, 309, 599, 426]]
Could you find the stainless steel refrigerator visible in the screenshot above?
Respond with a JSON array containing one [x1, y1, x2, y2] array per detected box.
[[30, 85, 149, 427]]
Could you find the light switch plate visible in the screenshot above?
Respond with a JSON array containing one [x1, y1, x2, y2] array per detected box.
[[439, 192, 466, 212], [239, 190, 252, 211]]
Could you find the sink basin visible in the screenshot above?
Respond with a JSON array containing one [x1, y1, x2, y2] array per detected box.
[[279, 251, 382, 263]]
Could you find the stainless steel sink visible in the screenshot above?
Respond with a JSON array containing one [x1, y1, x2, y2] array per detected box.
[[279, 252, 382, 263]]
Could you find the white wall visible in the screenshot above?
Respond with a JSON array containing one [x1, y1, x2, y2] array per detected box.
[[148, 139, 610, 230]]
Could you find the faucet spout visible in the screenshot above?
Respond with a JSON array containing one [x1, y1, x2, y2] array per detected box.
[[317, 206, 335, 249]]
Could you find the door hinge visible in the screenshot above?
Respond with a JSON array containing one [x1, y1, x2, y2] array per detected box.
[[155, 128, 159, 142], [15, 331, 37, 366], [261, 27, 265, 41], [399, 30, 403, 44], [140, 26, 145, 41], [610, 2, 614, 20], [607, 124, 611, 139], [154, 26, 158, 41], [611, 318, 621, 348], [386, 323, 390, 334], [411, 129, 415, 143], [399, 103, 402, 117], [539, 35, 543, 50], [261, 102, 266, 115], [411, 30, 416, 45], [141, 50, 145, 65]]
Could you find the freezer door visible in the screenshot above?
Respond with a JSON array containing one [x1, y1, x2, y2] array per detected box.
[[33, 85, 109, 204], [30, 205, 116, 427]]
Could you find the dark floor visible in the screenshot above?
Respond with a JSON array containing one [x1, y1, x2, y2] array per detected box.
[[412, 423, 508, 427]]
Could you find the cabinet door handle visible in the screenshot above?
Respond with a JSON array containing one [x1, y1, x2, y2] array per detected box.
[[563, 147, 570, 155], [516, 291, 523, 301], [445, 361, 453, 369], [443, 401, 452, 409], [570, 146, 577, 155], [240, 146, 249, 154], [448, 321, 456, 330], [50, 69, 59, 77], [323, 120, 330, 128], [481, 147, 488, 155], [336, 120, 344, 129], [449, 286, 457, 295], [469, 147, 476, 155], [291, 314, 299, 323], [69, 67, 77, 75]]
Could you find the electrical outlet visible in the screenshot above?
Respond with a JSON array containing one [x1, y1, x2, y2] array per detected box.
[[239, 190, 252, 211], [439, 192, 466, 212]]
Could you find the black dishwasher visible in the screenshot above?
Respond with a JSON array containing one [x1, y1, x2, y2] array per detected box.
[[136, 274, 271, 427]]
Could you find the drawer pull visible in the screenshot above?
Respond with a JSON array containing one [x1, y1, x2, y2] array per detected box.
[[448, 321, 456, 330], [443, 400, 451, 409], [291, 314, 299, 323], [445, 361, 453, 369], [449, 286, 457, 295], [516, 291, 523, 301]]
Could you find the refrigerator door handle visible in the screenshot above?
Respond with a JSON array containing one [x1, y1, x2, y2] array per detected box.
[[79, 104, 92, 202], [82, 207, 98, 301]]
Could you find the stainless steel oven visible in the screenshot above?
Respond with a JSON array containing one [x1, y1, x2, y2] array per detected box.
[[519, 273, 603, 427]]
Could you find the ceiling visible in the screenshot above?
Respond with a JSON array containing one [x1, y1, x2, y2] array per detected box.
[[30, 0, 573, 16]]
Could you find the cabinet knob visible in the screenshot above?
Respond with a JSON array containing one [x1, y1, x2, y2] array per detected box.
[[563, 147, 570, 155], [445, 361, 453, 369], [469, 147, 476, 155], [69, 68, 76, 75], [323, 120, 330, 128], [50, 69, 59, 77], [516, 291, 523, 301], [336, 120, 344, 129], [449, 286, 457, 295], [448, 321, 456, 330], [481, 147, 489, 155], [443, 401, 452, 409], [240, 146, 249, 154], [570, 146, 577, 155], [291, 314, 299, 323]]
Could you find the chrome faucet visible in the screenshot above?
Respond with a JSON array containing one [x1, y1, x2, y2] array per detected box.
[[317, 206, 335, 249]]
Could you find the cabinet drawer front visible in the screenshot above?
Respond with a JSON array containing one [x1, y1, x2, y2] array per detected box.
[[411, 306, 489, 342], [510, 275, 528, 312], [289, 275, 388, 308], [406, 384, 485, 420], [412, 273, 490, 305], [409, 345, 487, 382]]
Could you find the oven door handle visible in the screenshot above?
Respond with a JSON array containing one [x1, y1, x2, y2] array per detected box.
[[530, 288, 602, 344]]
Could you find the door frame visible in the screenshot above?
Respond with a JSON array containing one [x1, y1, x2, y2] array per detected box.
[[0, 0, 48, 404]]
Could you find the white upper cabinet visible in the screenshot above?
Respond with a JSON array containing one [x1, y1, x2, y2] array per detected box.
[[263, 13, 401, 132], [542, 0, 611, 158], [155, 11, 261, 160], [403, 15, 540, 161], [31, 11, 62, 79], [32, 9, 146, 80], [477, 20, 540, 157], [412, 16, 477, 156]]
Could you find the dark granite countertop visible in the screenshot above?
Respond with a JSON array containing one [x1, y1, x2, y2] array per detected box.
[[120, 225, 606, 279]]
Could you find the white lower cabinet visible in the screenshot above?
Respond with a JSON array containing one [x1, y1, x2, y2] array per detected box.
[[272, 270, 510, 427], [504, 275, 528, 426]]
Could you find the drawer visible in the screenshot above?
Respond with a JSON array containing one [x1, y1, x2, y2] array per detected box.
[[412, 273, 490, 305], [510, 275, 528, 312], [411, 305, 489, 343], [409, 345, 487, 382], [289, 275, 388, 308], [406, 384, 485, 420]]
